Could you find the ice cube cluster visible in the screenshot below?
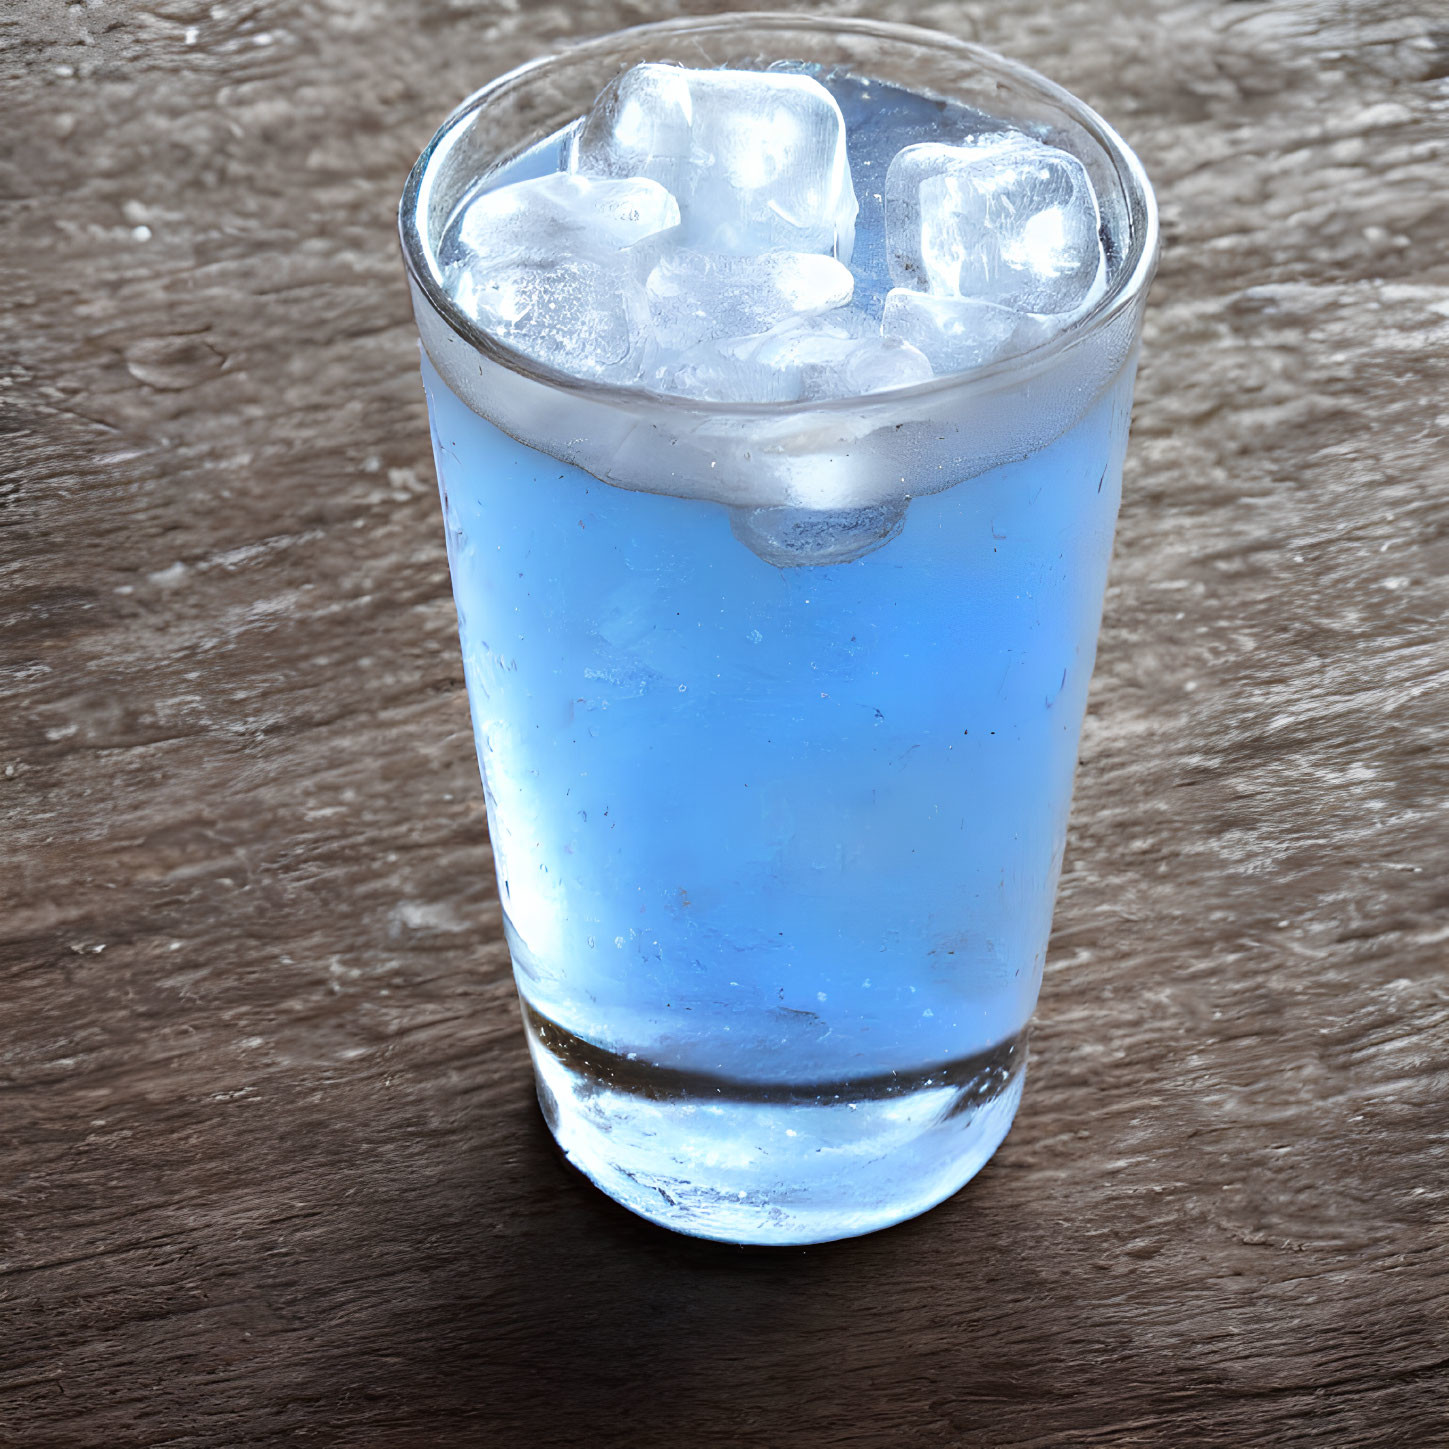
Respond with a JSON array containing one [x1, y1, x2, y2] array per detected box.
[[445, 63, 1106, 404]]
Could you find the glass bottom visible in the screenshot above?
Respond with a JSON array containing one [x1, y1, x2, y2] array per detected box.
[[524, 1004, 1028, 1245]]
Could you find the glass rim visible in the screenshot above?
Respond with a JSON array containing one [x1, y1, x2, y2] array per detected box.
[[398, 10, 1160, 419]]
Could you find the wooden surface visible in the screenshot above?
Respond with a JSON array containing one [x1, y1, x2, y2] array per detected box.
[[4, 1, 1448, 1445]]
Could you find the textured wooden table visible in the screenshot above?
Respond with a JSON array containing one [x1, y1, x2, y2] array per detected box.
[[4, 1, 1448, 1445]]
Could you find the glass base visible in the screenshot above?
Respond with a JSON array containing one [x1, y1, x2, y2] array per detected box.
[[523, 1004, 1027, 1246]]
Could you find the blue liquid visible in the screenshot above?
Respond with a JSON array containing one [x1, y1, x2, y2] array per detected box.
[[424, 351, 1133, 1241]]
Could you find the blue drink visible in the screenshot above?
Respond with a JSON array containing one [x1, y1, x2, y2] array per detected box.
[[401, 17, 1157, 1243]]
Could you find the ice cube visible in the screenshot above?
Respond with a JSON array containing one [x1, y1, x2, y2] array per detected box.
[[731, 502, 907, 567], [825, 73, 1009, 315], [645, 249, 854, 352], [449, 253, 654, 384], [651, 330, 791, 404], [750, 316, 933, 400], [654, 314, 931, 404], [444, 174, 672, 384], [571, 63, 858, 259], [881, 289, 1050, 374], [453, 172, 679, 267], [886, 137, 1103, 315]]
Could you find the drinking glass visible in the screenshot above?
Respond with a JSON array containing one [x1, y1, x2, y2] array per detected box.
[[399, 14, 1158, 1244]]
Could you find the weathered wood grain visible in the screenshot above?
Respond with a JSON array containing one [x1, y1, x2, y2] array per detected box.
[[2, 1, 1447, 1445]]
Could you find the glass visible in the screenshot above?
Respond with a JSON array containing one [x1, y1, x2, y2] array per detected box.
[[399, 14, 1158, 1244]]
